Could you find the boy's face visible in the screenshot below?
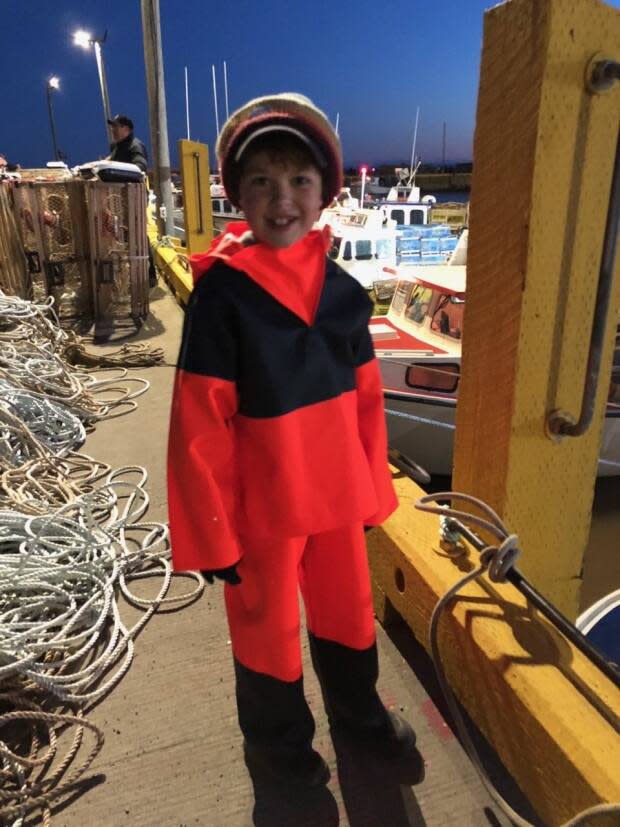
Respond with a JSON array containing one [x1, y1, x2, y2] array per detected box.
[[237, 151, 323, 248]]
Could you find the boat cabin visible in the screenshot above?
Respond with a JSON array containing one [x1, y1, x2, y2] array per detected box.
[[319, 207, 398, 289], [369, 265, 466, 365], [210, 181, 244, 231], [378, 201, 433, 228]]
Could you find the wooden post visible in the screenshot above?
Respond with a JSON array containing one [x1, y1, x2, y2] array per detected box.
[[140, 0, 174, 238], [453, 0, 620, 617], [178, 139, 212, 256]]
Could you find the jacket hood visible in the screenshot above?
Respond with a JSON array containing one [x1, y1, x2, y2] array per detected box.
[[189, 222, 331, 286]]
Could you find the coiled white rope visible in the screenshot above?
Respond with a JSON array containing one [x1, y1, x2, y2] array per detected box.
[[0, 291, 186, 824], [0, 469, 203, 824], [415, 492, 620, 827], [0, 379, 86, 458]]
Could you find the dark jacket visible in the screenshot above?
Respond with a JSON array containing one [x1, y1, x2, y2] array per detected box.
[[167, 222, 397, 572], [109, 132, 148, 172]]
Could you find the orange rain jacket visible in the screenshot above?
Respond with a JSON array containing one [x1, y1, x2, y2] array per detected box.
[[167, 222, 397, 572]]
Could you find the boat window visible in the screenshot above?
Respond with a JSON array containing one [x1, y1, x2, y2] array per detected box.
[[391, 282, 413, 315], [404, 284, 433, 324], [343, 241, 352, 261], [355, 240, 373, 261], [430, 293, 465, 340], [406, 362, 460, 393], [223, 200, 232, 213], [212, 199, 221, 212], [376, 238, 395, 260], [409, 209, 425, 225], [391, 209, 405, 224]]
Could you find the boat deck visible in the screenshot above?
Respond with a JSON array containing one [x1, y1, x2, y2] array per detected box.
[[45, 279, 538, 827]]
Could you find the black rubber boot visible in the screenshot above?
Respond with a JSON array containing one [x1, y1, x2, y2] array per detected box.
[[244, 740, 330, 788], [308, 633, 417, 759], [234, 658, 330, 788]]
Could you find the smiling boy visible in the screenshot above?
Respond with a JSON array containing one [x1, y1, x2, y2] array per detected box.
[[167, 93, 416, 788]]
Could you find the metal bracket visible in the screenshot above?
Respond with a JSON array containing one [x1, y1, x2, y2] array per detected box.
[[193, 152, 204, 235], [97, 260, 114, 285], [44, 261, 65, 287], [25, 251, 41, 274], [547, 62, 620, 438]]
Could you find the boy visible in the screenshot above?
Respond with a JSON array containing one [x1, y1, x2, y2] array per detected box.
[[167, 93, 416, 788]]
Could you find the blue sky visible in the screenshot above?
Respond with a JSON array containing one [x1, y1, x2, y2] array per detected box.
[[1, 0, 618, 170]]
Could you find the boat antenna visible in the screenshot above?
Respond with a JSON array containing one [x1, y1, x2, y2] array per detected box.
[[184, 65, 190, 139], [335, 112, 340, 137], [408, 106, 420, 187], [223, 60, 230, 120], [212, 64, 220, 137]]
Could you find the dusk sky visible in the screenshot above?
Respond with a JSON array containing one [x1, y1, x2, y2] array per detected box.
[[2, 0, 619, 170]]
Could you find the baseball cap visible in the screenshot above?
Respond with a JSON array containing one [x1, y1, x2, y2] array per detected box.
[[107, 114, 134, 130]]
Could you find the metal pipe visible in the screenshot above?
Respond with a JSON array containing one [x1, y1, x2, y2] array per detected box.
[[223, 60, 229, 120], [184, 66, 190, 140], [548, 62, 620, 438], [193, 152, 203, 235], [446, 517, 620, 687], [46, 84, 60, 161], [212, 64, 220, 137], [93, 40, 112, 144]]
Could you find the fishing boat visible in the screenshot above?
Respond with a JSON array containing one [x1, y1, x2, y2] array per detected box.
[[210, 181, 244, 232], [370, 265, 620, 477], [318, 206, 398, 289], [319, 200, 460, 291]]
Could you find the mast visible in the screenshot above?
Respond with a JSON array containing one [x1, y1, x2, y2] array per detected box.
[[184, 65, 190, 139]]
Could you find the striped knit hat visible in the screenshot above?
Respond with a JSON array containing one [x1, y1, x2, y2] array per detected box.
[[216, 93, 342, 209]]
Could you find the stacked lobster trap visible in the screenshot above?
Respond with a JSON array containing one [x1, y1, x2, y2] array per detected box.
[[1, 175, 149, 334], [0, 181, 30, 300], [86, 181, 150, 338], [12, 180, 92, 323]]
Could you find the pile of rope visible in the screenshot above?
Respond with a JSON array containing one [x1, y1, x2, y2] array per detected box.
[[0, 292, 197, 826], [0, 291, 159, 516]]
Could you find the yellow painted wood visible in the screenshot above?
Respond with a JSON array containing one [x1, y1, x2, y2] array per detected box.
[[368, 471, 620, 827], [147, 219, 193, 306], [178, 139, 212, 256], [453, 0, 620, 617]]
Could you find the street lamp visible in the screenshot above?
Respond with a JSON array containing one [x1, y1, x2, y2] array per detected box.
[[73, 29, 112, 143], [46, 76, 61, 161]]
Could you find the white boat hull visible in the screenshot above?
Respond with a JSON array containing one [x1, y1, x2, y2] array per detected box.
[[384, 395, 620, 478]]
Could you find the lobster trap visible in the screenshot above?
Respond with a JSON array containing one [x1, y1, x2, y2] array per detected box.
[[0, 182, 30, 300], [86, 181, 149, 339], [12, 180, 92, 322], [2, 175, 150, 333]]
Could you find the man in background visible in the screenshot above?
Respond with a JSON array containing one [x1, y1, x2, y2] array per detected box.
[[108, 115, 148, 173], [107, 115, 156, 287]]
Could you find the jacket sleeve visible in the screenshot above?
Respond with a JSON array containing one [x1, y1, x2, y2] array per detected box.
[[167, 276, 242, 571], [353, 320, 398, 525], [130, 145, 148, 172]]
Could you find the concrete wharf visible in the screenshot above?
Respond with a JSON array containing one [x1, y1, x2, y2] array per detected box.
[[49, 281, 528, 827]]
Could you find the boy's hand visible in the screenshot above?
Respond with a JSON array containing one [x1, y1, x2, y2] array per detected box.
[[201, 564, 242, 586]]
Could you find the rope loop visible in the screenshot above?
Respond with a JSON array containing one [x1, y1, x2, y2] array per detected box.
[[479, 534, 521, 582]]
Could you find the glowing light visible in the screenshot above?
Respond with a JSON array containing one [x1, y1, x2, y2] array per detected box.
[[73, 30, 92, 49], [48, 76, 60, 90]]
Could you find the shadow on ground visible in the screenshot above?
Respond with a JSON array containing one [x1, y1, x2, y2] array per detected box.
[[248, 736, 426, 827]]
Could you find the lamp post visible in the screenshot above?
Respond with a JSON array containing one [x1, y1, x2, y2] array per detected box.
[[46, 76, 61, 161], [73, 29, 112, 143]]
